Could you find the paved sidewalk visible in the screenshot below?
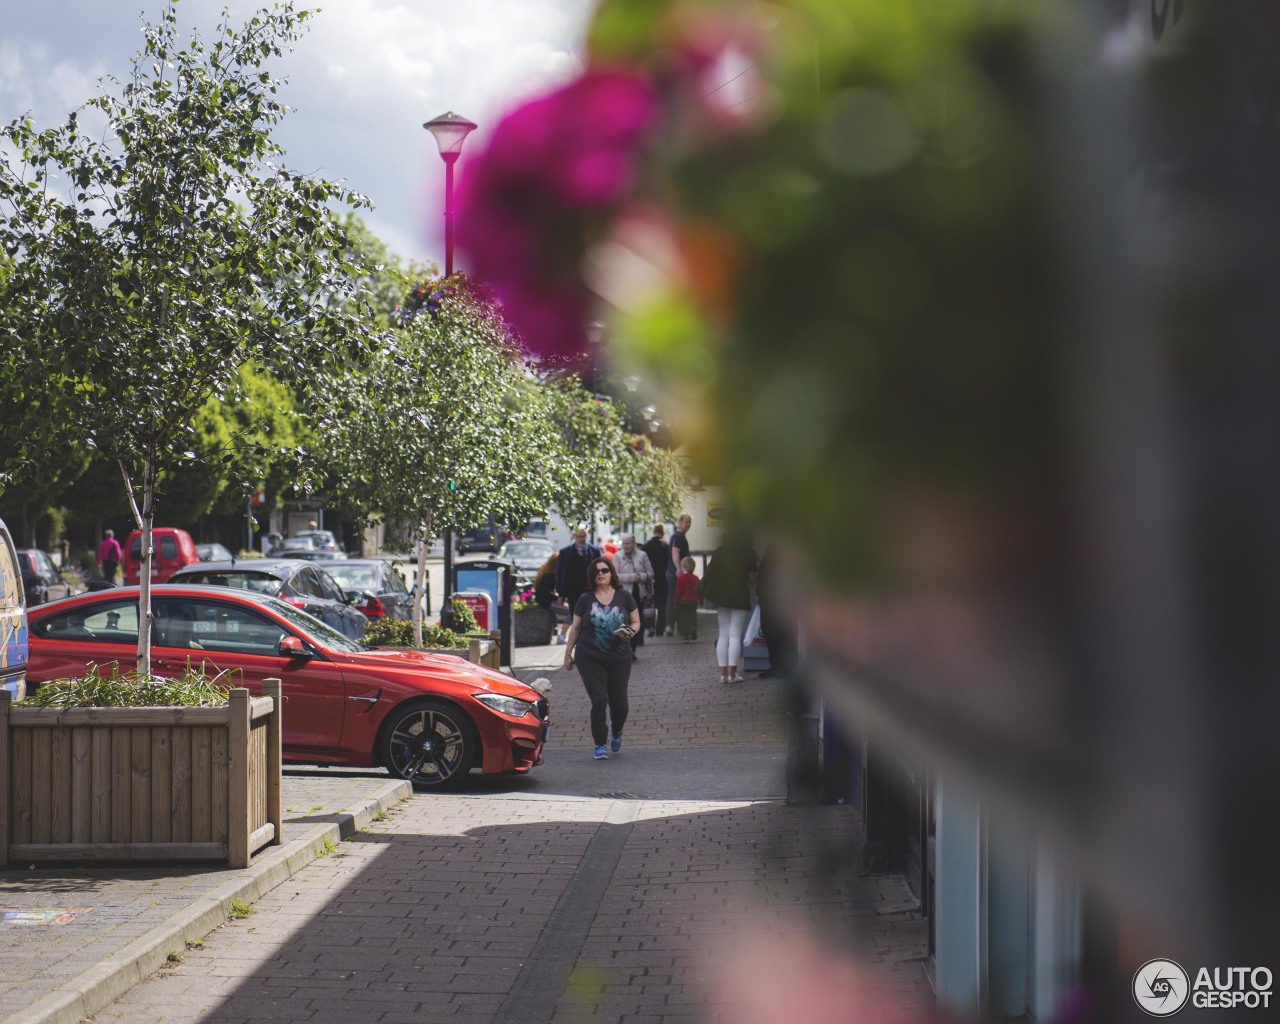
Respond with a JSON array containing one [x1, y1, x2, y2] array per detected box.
[[74, 614, 933, 1023], [0, 770, 412, 1024]]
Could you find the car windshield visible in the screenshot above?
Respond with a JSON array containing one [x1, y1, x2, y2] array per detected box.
[[323, 565, 378, 591], [278, 538, 316, 550], [259, 594, 366, 652], [171, 570, 283, 596]]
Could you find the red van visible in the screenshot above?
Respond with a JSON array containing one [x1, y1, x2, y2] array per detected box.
[[122, 528, 199, 585]]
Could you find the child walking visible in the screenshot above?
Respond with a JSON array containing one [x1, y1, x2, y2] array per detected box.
[[674, 556, 700, 642]]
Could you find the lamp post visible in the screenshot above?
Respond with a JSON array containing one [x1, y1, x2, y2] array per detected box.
[[423, 111, 477, 628], [423, 111, 477, 276]]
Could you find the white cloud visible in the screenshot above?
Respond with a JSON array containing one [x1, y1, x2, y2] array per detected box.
[[2, 0, 597, 267]]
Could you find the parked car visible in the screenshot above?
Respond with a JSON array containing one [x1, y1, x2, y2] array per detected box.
[[270, 536, 319, 555], [24, 586, 549, 789], [519, 519, 550, 538], [122, 527, 199, 585], [458, 522, 513, 554], [312, 559, 413, 620], [292, 529, 341, 553], [16, 549, 77, 605], [0, 517, 27, 701], [195, 542, 235, 562], [168, 559, 367, 639], [496, 539, 556, 587], [276, 548, 348, 562]]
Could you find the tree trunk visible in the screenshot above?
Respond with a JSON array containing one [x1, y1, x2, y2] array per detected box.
[[412, 511, 434, 648], [121, 455, 155, 677]]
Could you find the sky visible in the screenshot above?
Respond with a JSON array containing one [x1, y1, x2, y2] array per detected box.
[[1, 0, 598, 270]]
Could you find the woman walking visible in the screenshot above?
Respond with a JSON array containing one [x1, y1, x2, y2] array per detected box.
[[700, 530, 758, 683], [612, 533, 655, 659], [564, 556, 641, 759]]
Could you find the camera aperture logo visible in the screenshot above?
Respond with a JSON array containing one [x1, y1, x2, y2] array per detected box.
[[1134, 960, 1190, 1016], [1134, 960, 1274, 1014]]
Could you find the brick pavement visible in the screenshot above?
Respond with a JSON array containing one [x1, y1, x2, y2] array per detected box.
[[81, 614, 933, 1023], [532, 612, 793, 752], [0, 771, 411, 1024]]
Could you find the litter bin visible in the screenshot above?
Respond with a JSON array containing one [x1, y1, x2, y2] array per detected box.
[[452, 559, 517, 667]]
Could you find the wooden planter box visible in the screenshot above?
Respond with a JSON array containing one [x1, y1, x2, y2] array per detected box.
[[0, 682, 282, 869], [512, 607, 555, 647]]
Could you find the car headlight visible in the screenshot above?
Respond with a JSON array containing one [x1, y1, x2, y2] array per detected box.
[[472, 693, 537, 718]]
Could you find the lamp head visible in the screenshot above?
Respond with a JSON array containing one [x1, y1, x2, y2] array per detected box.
[[423, 111, 478, 163]]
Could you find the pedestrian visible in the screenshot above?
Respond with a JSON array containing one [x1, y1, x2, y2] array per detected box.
[[554, 527, 601, 645], [563, 556, 640, 759], [700, 529, 758, 684], [642, 523, 671, 637], [533, 551, 559, 609], [755, 540, 799, 677], [667, 513, 692, 635], [674, 555, 701, 642], [613, 533, 655, 659], [96, 529, 121, 583]]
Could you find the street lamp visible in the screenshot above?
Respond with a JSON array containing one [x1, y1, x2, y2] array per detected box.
[[423, 111, 477, 276], [423, 110, 477, 626]]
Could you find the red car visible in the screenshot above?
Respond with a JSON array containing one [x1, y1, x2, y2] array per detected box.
[[122, 527, 199, 585], [25, 586, 548, 789]]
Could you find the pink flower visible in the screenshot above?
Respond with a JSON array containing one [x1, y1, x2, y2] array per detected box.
[[457, 71, 659, 358]]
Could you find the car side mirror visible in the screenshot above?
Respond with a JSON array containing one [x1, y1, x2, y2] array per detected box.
[[278, 635, 311, 659]]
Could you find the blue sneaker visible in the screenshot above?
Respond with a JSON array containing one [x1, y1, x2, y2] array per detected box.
[[610, 733, 622, 753], [594, 745, 609, 759]]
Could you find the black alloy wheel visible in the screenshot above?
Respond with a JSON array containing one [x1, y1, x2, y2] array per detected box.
[[381, 699, 478, 790]]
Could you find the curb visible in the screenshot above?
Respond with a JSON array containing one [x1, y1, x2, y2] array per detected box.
[[4, 779, 413, 1024]]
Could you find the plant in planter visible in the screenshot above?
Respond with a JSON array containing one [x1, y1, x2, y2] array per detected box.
[[362, 618, 468, 650], [22, 663, 234, 708], [450, 598, 479, 636], [511, 588, 556, 647], [1, 663, 282, 868], [359, 615, 503, 667]]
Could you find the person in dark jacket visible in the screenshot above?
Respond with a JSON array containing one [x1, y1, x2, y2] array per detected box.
[[641, 523, 671, 637], [700, 529, 758, 683], [755, 540, 798, 677], [554, 528, 601, 644]]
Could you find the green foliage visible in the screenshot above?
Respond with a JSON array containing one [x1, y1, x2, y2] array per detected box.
[[0, 1, 380, 669], [581, 0, 1056, 583], [340, 213, 437, 326], [24, 662, 235, 707], [619, 433, 688, 524], [546, 385, 629, 527], [450, 598, 479, 635], [361, 617, 468, 649], [319, 275, 560, 539]]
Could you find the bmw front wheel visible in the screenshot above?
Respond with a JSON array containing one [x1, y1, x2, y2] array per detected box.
[[381, 699, 477, 790]]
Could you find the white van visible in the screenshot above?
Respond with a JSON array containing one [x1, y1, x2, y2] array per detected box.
[[0, 516, 28, 701]]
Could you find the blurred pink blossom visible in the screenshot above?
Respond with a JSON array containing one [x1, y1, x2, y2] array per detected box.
[[456, 71, 659, 359]]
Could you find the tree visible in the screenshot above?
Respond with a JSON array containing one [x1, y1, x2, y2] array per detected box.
[[338, 213, 436, 327], [546, 384, 629, 531], [0, 2, 379, 674], [150, 363, 311, 531], [318, 275, 563, 645], [619, 433, 687, 529]]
